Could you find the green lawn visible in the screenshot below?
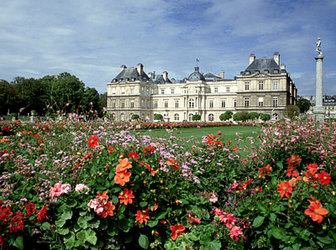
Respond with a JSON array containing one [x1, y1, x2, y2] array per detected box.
[[135, 125, 260, 150]]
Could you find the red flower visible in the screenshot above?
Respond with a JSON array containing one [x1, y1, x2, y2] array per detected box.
[[135, 210, 149, 224], [143, 145, 156, 157], [170, 224, 185, 240], [304, 196, 328, 223], [118, 188, 135, 205], [88, 135, 98, 148], [233, 147, 239, 152], [318, 171, 331, 185], [276, 181, 293, 198], [100, 201, 115, 218], [286, 168, 299, 177], [166, 158, 180, 170], [128, 151, 139, 162], [285, 155, 301, 168], [258, 164, 272, 178], [37, 206, 49, 222]]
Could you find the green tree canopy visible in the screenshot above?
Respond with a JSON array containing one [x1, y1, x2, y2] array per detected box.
[[219, 111, 233, 121], [297, 98, 311, 113], [154, 113, 163, 120], [249, 112, 259, 120], [285, 105, 300, 119], [260, 113, 271, 122], [192, 114, 201, 121]]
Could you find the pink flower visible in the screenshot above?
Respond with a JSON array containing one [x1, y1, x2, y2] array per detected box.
[[231, 181, 239, 189], [209, 193, 218, 203], [75, 184, 90, 193], [49, 182, 71, 200], [229, 226, 243, 241]]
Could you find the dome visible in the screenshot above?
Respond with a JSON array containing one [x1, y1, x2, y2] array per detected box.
[[188, 66, 205, 81]]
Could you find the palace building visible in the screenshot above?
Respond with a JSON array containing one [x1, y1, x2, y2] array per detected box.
[[106, 52, 297, 122]]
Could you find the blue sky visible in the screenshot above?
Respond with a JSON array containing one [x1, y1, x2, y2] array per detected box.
[[1, 0, 336, 96]]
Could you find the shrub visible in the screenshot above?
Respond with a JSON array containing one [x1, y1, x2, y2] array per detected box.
[[249, 112, 259, 120], [233, 113, 241, 121], [131, 114, 139, 120], [192, 114, 201, 121], [154, 113, 163, 120], [285, 105, 300, 119], [219, 111, 233, 121], [260, 114, 271, 122]]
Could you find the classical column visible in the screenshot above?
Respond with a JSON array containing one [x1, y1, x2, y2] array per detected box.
[[313, 38, 324, 122]]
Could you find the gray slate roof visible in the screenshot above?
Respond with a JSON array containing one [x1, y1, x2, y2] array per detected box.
[[150, 74, 172, 84], [204, 73, 222, 81], [243, 58, 282, 74], [112, 68, 150, 82]]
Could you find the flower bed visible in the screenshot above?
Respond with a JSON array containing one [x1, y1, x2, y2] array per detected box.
[[0, 117, 335, 249]]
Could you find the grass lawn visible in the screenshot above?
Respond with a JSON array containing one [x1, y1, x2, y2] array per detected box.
[[136, 125, 260, 150]]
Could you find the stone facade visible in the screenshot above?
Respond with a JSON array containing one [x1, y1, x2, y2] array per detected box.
[[107, 53, 297, 122]]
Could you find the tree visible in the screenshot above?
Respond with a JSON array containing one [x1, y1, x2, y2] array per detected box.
[[219, 111, 233, 121], [132, 114, 139, 120], [154, 113, 163, 120], [240, 111, 249, 122], [99, 92, 107, 108], [192, 114, 201, 121], [233, 112, 241, 121], [297, 98, 311, 113], [249, 112, 259, 120], [260, 114, 271, 122], [285, 105, 300, 119]]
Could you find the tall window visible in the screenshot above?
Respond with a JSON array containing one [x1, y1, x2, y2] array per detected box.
[[221, 100, 226, 108], [245, 82, 249, 90], [164, 101, 168, 108], [234, 99, 237, 107], [226, 87, 230, 92], [175, 100, 179, 108], [121, 113, 125, 121], [111, 100, 116, 108], [188, 113, 193, 121], [258, 97, 264, 107], [189, 98, 195, 108], [209, 100, 214, 108], [161, 89, 165, 94], [130, 87, 134, 94], [273, 97, 278, 107], [121, 101, 125, 108], [141, 100, 144, 107], [273, 81, 278, 90], [214, 87, 218, 93], [171, 88, 175, 94], [174, 114, 179, 121], [130, 100, 134, 108], [112, 87, 116, 94], [121, 87, 125, 94], [208, 114, 214, 121], [244, 98, 250, 107], [154, 101, 158, 108], [259, 81, 264, 90]]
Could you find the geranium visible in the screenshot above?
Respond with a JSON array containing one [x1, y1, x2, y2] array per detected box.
[[135, 210, 149, 224], [49, 182, 71, 200], [304, 196, 328, 223], [88, 191, 115, 218], [276, 181, 293, 198], [209, 193, 218, 203], [128, 151, 139, 162], [318, 171, 331, 185], [118, 188, 135, 205], [88, 135, 98, 148], [285, 155, 301, 168], [75, 184, 90, 193], [170, 224, 185, 240], [229, 226, 243, 241]]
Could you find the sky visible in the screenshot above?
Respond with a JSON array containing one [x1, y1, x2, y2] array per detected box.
[[1, 0, 336, 96]]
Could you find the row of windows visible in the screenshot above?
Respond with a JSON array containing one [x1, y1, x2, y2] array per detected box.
[[244, 97, 278, 107], [245, 81, 278, 91]]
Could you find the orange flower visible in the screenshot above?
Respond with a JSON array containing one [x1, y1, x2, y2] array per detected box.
[[100, 201, 115, 218], [97, 191, 109, 202], [318, 171, 331, 186], [167, 158, 180, 170], [285, 155, 301, 168], [303, 167, 319, 183], [83, 152, 92, 160], [217, 131, 222, 136], [276, 181, 293, 198], [258, 164, 272, 178], [288, 176, 301, 187], [135, 210, 150, 224], [304, 196, 328, 223], [170, 224, 185, 240], [118, 188, 135, 205], [114, 170, 132, 186], [116, 158, 132, 173], [88, 135, 98, 148], [239, 178, 253, 191]]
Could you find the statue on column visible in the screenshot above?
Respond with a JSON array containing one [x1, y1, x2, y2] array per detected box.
[[316, 37, 322, 55]]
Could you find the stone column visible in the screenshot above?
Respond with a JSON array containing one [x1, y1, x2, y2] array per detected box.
[[313, 54, 324, 122]]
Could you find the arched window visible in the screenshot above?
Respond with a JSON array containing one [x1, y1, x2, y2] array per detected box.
[[174, 114, 179, 121], [189, 98, 195, 108], [208, 113, 214, 121], [188, 113, 193, 121], [273, 113, 278, 120], [121, 113, 125, 121], [111, 113, 116, 120]]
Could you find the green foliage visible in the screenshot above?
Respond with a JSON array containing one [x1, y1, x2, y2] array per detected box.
[[192, 114, 201, 121], [260, 113, 271, 121], [297, 99, 311, 113], [233, 112, 241, 121], [154, 113, 163, 120], [285, 105, 300, 119], [249, 112, 259, 120], [132, 114, 140, 120], [219, 111, 233, 121]]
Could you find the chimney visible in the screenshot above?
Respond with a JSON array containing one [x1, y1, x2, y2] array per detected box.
[[120, 65, 127, 71], [220, 71, 225, 79], [249, 54, 255, 64], [163, 71, 168, 82], [273, 52, 280, 65], [280, 64, 286, 71], [137, 63, 144, 75]]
